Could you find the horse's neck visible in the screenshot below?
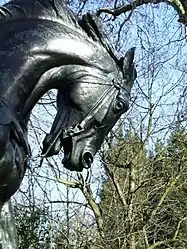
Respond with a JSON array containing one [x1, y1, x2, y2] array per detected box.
[[0, 26, 100, 115], [0, 0, 115, 116]]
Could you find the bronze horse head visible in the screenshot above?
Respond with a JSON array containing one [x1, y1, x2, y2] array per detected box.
[[42, 50, 136, 171]]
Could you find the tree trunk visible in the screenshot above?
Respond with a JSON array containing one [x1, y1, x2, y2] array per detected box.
[[0, 201, 18, 249]]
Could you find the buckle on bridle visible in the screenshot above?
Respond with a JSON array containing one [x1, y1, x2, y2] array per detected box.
[[112, 78, 130, 98], [63, 124, 84, 139], [112, 78, 121, 90]]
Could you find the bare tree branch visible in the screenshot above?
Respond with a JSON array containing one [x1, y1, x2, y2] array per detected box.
[[97, 0, 187, 25], [97, 0, 165, 17]]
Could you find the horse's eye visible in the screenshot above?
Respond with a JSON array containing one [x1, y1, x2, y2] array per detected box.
[[113, 99, 128, 113]]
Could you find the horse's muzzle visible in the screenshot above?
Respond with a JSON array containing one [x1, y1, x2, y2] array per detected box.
[[61, 137, 94, 171]]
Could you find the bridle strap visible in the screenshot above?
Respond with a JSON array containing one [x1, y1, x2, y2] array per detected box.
[[63, 84, 116, 138], [63, 79, 130, 138]]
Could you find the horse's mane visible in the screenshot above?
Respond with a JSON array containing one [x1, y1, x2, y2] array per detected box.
[[0, 0, 121, 69]]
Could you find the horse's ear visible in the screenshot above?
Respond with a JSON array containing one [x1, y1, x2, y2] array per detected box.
[[123, 47, 135, 72], [121, 47, 137, 85]]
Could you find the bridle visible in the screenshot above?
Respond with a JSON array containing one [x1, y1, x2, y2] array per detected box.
[[42, 78, 130, 157]]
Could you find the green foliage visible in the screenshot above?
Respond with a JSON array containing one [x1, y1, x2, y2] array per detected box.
[[100, 129, 187, 249], [14, 205, 51, 249], [14, 205, 96, 249]]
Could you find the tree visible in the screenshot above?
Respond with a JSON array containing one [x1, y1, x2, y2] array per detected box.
[[14, 205, 51, 249], [99, 128, 187, 249]]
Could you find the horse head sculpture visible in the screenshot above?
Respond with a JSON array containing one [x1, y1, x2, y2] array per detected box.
[[0, 0, 136, 205], [42, 50, 136, 171]]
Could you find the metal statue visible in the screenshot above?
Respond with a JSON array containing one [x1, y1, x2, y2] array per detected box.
[[0, 0, 136, 247]]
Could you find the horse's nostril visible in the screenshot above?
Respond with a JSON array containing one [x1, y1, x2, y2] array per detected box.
[[82, 151, 93, 168]]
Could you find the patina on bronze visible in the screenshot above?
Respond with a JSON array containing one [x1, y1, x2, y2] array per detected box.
[[0, 0, 136, 247]]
